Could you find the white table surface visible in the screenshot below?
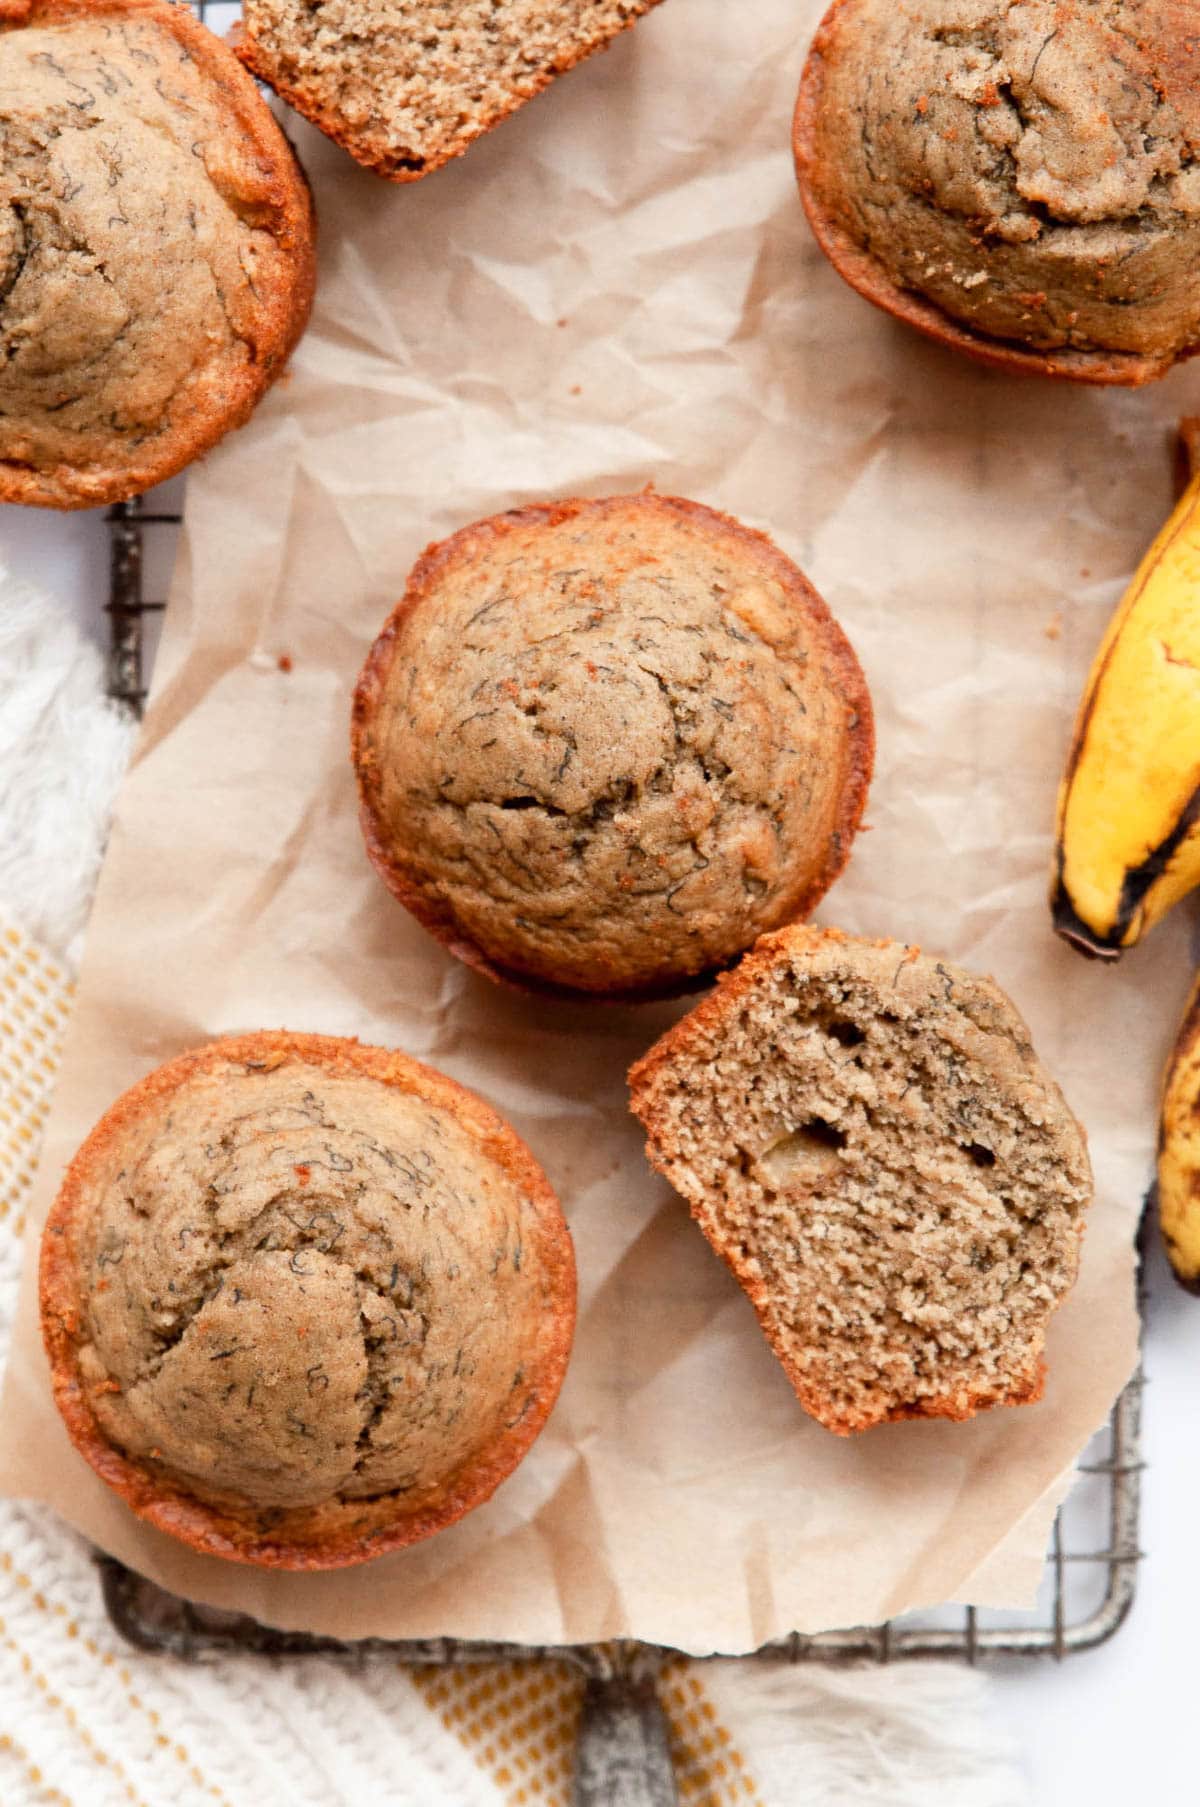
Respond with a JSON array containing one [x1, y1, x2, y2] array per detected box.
[[3, 505, 1195, 1801]]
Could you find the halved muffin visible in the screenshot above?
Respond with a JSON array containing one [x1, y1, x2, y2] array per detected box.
[[630, 927, 1092, 1434], [40, 1032, 575, 1567], [237, 0, 665, 182]]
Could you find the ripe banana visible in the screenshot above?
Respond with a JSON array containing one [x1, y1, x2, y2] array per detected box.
[[1052, 429, 1200, 959], [1158, 974, 1200, 1292]]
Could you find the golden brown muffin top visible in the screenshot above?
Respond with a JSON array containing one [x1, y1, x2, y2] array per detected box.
[[41, 1034, 575, 1567], [353, 494, 874, 999], [797, 0, 1200, 382], [0, 0, 314, 507]]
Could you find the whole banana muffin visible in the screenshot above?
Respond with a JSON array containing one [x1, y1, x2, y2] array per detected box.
[[352, 494, 874, 1000], [0, 0, 315, 508], [795, 0, 1200, 385], [40, 1033, 575, 1568]]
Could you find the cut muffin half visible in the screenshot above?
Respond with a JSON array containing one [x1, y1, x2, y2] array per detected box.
[[237, 0, 666, 182], [629, 927, 1092, 1435]]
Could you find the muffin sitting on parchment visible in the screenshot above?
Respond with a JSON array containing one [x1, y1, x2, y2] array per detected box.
[[794, 0, 1200, 386], [630, 927, 1093, 1435], [40, 1033, 575, 1568], [236, 0, 666, 182], [352, 493, 874, 1000], [0, 0, 315, 509]]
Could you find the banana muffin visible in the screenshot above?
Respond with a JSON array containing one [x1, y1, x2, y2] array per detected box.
[[0, 0, 315, 509], [40, 1032, 575, 1568], [236, 0, 665, 183], [629, 927, 1092, 1434], [352, 494, 874, 1000], [795, 0, 1200, 385]]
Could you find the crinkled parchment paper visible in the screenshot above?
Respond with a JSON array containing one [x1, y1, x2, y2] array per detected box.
[[0, 0, 1191, 1651]]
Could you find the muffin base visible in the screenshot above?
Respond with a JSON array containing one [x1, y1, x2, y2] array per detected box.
[[40, 1032, 576, 1569]]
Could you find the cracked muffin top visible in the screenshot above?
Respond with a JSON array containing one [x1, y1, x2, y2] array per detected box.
[[351, 494, 874, 1000], [39, 1032, 575, 1568], [795, 0, 1200, 385], [0, 0, 315, 509]]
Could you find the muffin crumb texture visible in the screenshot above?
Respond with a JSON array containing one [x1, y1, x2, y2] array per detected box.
[[800, 0, 1200, 370], [56, 1046, 568, 1537], [0, 0, 313, 506], [353, 496, 872, 998], [630, 928, 1092, 1434], [239, 0, 663, 179]]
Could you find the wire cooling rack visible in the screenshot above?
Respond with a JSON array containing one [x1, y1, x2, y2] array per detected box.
[[89, 4, 1146, 1790]]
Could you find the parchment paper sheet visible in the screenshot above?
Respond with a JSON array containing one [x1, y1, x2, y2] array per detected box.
[[0, 0, 1192, 1653]]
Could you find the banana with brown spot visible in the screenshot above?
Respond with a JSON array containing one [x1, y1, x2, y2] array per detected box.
[[1053, 422, 1200, 958]]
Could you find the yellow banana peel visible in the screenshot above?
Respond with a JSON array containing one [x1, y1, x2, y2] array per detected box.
[[1159, 973, 1200, 1293], [1053, 437, 1200, 959]]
